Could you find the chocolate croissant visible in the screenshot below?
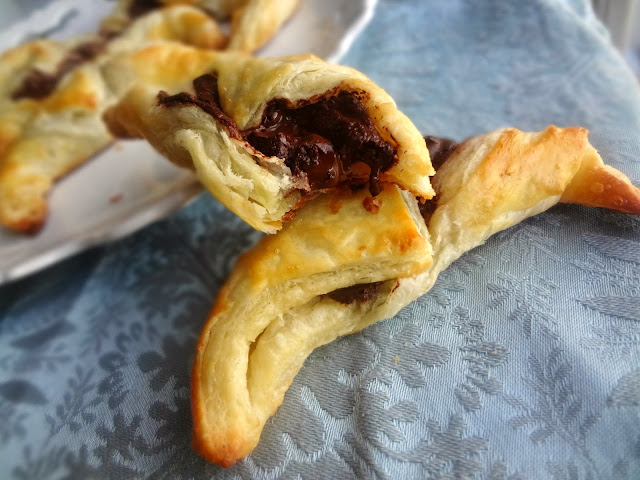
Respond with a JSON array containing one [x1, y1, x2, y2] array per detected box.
[[0, 6, 226, 233], [191, 125, 640, 466], [103, 52, 435, 233]]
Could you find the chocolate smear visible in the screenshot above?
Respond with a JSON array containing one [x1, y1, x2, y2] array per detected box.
[[326, 282, 383, 304], [245, 92, 396, 195], [12, 39, 107, 100], [424, 135, 459, 171], [418, 135, 461, 224]]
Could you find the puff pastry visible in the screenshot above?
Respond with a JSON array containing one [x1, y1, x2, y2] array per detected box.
[[107, 0, 299, 53], [0, 6, 226, 233], [191, 125, 640, 466], [226, 0, 299, 53], [104, 52, 435, 233], [191, 184, 433, 466]]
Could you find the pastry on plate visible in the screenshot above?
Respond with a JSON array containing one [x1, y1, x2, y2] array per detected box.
[[105, 0, 299, 53], [104, 53, 435, 233], [0, 5, 226, 234], [224, 0, 299, 53], [191, 125, 640, 466]]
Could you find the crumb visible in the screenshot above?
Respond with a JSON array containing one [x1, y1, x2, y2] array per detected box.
[[362, 196, 380, 214], [393, 355, 400, 363], [109, 193, 123, 204]]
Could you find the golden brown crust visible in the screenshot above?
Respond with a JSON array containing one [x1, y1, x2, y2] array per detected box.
[[428, 126, 639, 272], [190, 125, 640, 466], [101, 3, 228, 48], [560, 144, 640, 214], [430, 126, 587, 248], [0, 65, 112, 233]]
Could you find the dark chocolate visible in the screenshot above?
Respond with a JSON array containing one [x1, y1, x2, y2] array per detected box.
[[11, 70, 59, 101], [326, 282, 383, 305], [244, 101, 343, 191], [418, 194, 439, 224], [417, 135, 460, 224], [158, 74, 240, 138], [424, 135, 459, 171], [128, 0, 162, 18], [12, 39, 107, 100], [245, 92, 396, 195], [157, 73, 397, 196]]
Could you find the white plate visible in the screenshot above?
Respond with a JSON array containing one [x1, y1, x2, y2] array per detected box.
[[0, 0, 377, 284]]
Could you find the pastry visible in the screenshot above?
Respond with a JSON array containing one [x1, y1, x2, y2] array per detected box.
[[106, 0, 299, 53], [191, 184, 433, 466], [0, 5, 226, 233], [226, 0, 299, 53], [103, 53, 435, 233], [191, 125, 640, 466]]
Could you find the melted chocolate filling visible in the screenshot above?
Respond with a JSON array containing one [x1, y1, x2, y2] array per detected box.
[[326, 137, 462, 304], [424, 135, 459, 171], [158, 74, 397, 196], [12, 39, 107, 100], [128, 0, 163, 18], [245, 92, 396, 195], [158, 75, 239, 138], [418, 135, 460, 223], [326, 282, 383, 305]]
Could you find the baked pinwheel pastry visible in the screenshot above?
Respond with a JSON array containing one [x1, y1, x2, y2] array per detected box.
[[0, 6, 226, 233], [191, 125, 640, 466], [105, 0, 299, 53], [104, 53, 435, 232]]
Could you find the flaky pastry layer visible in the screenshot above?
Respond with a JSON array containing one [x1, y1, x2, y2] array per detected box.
[[191, 184, 432, 466], [104, 52, 435, 233], [191, 125, 640, 466], [108, 0, 299, 53]]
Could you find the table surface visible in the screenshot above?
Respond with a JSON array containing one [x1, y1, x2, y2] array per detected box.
[[2, 1, 640, 479]]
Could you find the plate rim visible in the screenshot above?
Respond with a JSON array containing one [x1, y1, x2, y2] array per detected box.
[[0, 0, 378, 285]]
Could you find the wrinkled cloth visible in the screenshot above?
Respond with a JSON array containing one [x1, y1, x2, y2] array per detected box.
[[1, 0, 640, 478]]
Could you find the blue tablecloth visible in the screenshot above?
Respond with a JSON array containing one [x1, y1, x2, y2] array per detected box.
[[2, 1, 640, 478]]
